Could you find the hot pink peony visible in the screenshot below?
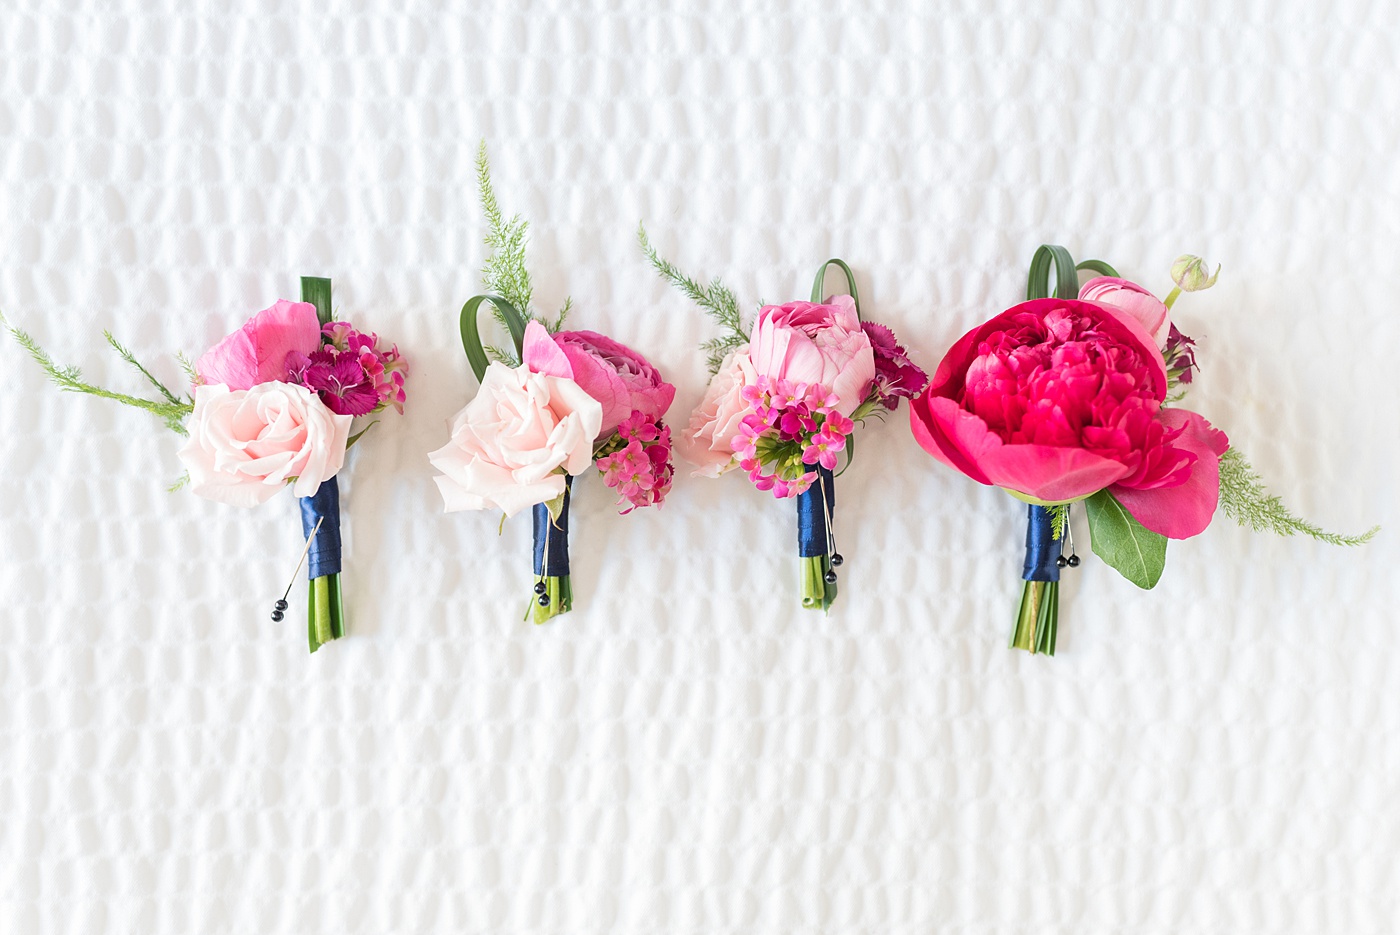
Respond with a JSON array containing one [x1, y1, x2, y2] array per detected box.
[[522, 323, 674, 437], [748, 295, 875, 417], [910, 298, 1227, 539], [195, 299, 323, 390]]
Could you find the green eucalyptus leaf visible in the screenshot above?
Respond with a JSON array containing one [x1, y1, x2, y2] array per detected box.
[[1084, 489, 1168, 589]]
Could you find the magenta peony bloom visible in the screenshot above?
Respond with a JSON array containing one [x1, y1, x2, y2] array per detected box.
[[195, 299, 322, 390], [748, 295, 875, 418], [286, 322, 409, 417], [861, 321, 928, 408], [523, 323, 674, 437], [909, 298, 1228, 539]]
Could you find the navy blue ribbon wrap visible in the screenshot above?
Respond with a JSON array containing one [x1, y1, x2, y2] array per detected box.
[[299, 476, 343, 580], [532, 477, 572, 577], [1022, 503, 1062, 583], [796, 467, 836, 558]]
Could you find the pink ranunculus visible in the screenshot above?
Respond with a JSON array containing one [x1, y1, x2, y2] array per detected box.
[[910, 297, 1227, 539], [1078, 276, 1171, 346], [676, 345, 760, 477], [748, 295, 876, 417], [521, 323, 674, 437], [195, 299, 323, 390], [176, 381, 351, 507], [428, 360, 603, 517]]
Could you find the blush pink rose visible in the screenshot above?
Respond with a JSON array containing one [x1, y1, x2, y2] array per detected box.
[[195, 299, 323, 390], [910, 298, 1227, 539], [428, 360, 603, 516], [521, 321, 674, 436], [676, 345, 759, 477], [748, 295, 876, 417], [177, 381, 351, 507], [1078, 276, 1171, 345]]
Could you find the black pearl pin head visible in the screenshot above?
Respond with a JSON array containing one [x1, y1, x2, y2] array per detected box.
[[1056, 555, 1068, 568], [823, 570, 838, 584], [1066, 554, 1081, 567], [533, 581, 547, 595], [829, 553, 844, 567], [537, 594, 550, 607], [271, 609, 285, 622]]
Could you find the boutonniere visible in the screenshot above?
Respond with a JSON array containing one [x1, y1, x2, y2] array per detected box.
[[430, 147, 676, 622], [910, 245, 1376, 655], [640, 230, 927, 610], [7, 279, 407, 652]]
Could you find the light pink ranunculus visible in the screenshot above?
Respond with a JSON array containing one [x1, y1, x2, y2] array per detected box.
[[195, 299, 323, 390], [521, 320, 674, 436], [676, 345, 759, 477], [748, 295, 875, 416], [428, 361, 603, 516], [1078, 276, 1171, 346], [177, 381, 351, 507]]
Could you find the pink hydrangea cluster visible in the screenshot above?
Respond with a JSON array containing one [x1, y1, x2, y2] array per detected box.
[[731, 377, 855, 498], [287, 322, 408, 417], [595, 410, 674, 513]]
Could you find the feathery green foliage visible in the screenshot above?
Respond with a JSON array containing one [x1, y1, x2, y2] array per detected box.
[[1048, 502, 1070, 541], [638, 223, 748, 373], [475, 143, 573, 357], [1218, 447, 1377, 546], [4, 316, 192, 435]]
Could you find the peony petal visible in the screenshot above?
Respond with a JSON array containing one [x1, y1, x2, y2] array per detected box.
[[1110, 408, 1229, 539]]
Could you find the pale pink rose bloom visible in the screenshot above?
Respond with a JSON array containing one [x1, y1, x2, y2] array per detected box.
[[177, 381, 351, 507], [1078, 276, 1171, 346], [195, 299, 323, 390], [676, 345, 759, 477], [748, 295, 876, 416], [429, 361, 603, 516]]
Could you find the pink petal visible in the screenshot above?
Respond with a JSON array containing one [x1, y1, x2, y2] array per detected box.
[[1110, 409, 1229, 539], [520, 321, 572, 379]]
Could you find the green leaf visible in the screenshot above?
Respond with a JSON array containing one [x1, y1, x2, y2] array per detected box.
[[1026, 245, 1079, 301], [346, 420, 379, 450], [1075, 258, 1120, 278], [810, 258, 861, 319], [1084, 489, 1168, 589], [301, 276, 333, 326], [459, 294, 528, 383]]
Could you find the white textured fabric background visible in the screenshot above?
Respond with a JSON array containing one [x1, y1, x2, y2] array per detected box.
[[1, 1, 1397, 932]]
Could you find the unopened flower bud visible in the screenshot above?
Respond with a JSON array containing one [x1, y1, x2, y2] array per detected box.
[[1170, 255, 1220, 292]]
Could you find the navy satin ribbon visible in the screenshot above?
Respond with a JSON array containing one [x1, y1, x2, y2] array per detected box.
[[532, 478, 572, 577], [299, 476, 343, 580], [796, 467, 836, 558], [1022, 504, 1061, 583]]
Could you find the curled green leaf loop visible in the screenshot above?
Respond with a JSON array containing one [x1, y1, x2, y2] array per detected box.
[[1026, 245, 1079, 301], [810, 258, 861, 320], [301, 276, 334, 327], [460, 294, 528, 383], [1075, 259, 1120, 279]]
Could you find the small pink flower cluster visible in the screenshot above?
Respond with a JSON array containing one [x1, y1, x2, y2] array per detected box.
[[596, 410, 674, 513], [288, 322, 408, 417], [732, 377, 855, 498]]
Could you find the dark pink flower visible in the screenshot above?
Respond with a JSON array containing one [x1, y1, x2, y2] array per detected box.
[[596, 410, 674, 513], [910, 298, 1227, 539], [524, 327, 674, 437], [861, 321, 928, 409]]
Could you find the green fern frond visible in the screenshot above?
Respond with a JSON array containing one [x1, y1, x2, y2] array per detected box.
[[167, 472, 191, 493], [5, 318, 192, 435], [484, 344, 518, 365], [476, 142, 534, 317], [638, 223, 748, 373], [549, 296, 573, 333], [105, 330, 184, 405], [1218, 447, 1377, 546], [1048, 503, 1070, 541], [175, 351, 198, 384]]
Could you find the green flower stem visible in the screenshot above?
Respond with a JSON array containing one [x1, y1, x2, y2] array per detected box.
[[307, 573, 344, 653], [1012, 580, 1059, 655], [800, 555, 836, 612], [529, 575, 572, 624]]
